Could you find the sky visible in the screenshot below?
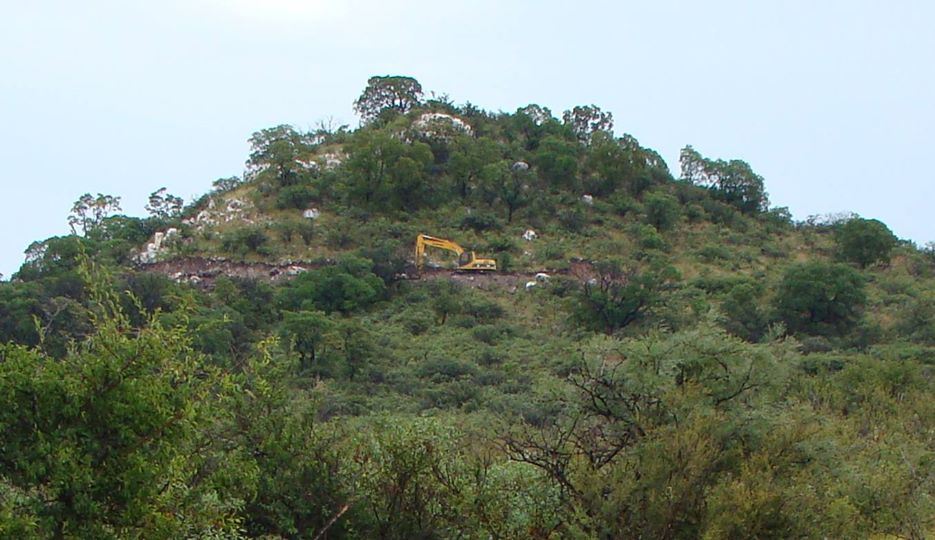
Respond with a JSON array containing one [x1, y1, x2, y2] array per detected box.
[[1, 0, 932, 278]]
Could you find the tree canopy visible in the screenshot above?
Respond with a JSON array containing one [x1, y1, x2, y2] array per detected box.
[[353, 75, 423, 124]]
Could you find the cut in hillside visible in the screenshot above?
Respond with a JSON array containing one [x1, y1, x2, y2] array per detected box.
[[1, 76, 932, 539]]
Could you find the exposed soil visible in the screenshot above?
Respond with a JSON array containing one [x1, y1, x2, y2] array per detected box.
[[139, 257, 597, 290]]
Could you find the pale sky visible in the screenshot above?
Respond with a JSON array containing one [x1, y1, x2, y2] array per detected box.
[[1, 0, 932, 278]]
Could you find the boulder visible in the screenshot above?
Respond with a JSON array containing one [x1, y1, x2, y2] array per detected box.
[[522, 229, 537, 241]]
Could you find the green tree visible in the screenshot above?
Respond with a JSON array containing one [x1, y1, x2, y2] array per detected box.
[[479, 160, 527, 223], [278, 257, 385, 315], [680, 145, 768, 213], [721, 280, 768, 342], [574, 260, 676, 334], [246, 125, 315, 187], [642, 190, 680, 231], [0, 265, 239, 538], [562, 104, 614, 143], [773, 261, 866, 336], [334, 318, 374, 380], [448, 136, 503, 199], [505, 326, 788, 538], [345, 129, 433, 210], [67, 193, 122, 235], [280, 310, 333, 369], [835, 217, 898, 268], [353, 75, 423, 124], [534, 135, 580, 189], [144, 188, 183, 220]]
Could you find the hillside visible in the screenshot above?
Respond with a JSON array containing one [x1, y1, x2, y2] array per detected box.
[[1, 76, 932, 539]]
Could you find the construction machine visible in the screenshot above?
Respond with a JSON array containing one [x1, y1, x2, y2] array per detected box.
[[415, 234, 497, 272]]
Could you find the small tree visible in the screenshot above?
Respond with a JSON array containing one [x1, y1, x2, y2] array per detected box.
[[479, 160, 527, 223], [448, 136, 503, 199], [353, 75, 423, 124], [145, 187, 183, 219], [246, 125, 315, 186], [534, 135, 580, 189], [680, 146, 768, 213], [562, 105, 614, 143], [280, 310, 333, 370], [68, 193, 122, 235], [643, 191, 680, 231], [773, 261, 866, 336], [574, 260, 674, 334], [835, 217, 898, 268]]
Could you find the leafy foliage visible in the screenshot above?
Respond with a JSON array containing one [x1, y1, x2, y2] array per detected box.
[[1, 78, 933, 540], [680, 145, 768, 213], [773, 261, 866, 336], [835, 216, 898, 267], [353, 75, 423, 124]]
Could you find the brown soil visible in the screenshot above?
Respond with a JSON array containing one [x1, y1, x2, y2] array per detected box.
[[139, 257, 594, 289]]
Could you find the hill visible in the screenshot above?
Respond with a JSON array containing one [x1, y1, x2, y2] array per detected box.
[[1, 76, 932, 539]]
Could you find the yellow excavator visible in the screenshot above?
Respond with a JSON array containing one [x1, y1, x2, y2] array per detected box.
[[415, 234, 497, 272]]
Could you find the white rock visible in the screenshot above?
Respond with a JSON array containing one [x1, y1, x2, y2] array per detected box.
[[511, 161, 530, 172], [525, 281, 537, 290], [298, 159, 320, 172], [286, 266, 307, 276], [303, 208, 320, 219], [522, 229, 537, 241], [582, 194, 594, 205], [413, 112, 472, 140], [322, 152, 345, 169], [535, 272, 550, 282]]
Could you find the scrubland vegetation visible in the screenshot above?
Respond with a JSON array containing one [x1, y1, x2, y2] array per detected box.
[[1, 76, 932, 539]]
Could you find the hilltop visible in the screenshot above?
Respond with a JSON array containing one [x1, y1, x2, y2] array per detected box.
[[1, 76, 932, 539]]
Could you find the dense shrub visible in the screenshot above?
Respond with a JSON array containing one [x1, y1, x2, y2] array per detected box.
[[835, 217, 898, 268], [275, 184, 318, 210], [278, 256, 385, 314], [643, 190, 680, 231], [773, 261, 866, 336], [222, 227, 270, 256]]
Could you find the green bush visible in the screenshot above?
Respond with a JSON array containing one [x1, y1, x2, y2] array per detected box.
[[834, 217, 898, 268], [773, 261, 866, 336], [222, 227, 270, 256], [608, 192, 642, 217], [460, 211, 502, 232], [636, 224, 667, 251], [278, 256, 385, 314], [275, 184, 318, 210], [697, 243, 732, 262], [643, 190, 680, 231]]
